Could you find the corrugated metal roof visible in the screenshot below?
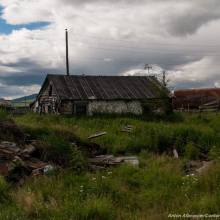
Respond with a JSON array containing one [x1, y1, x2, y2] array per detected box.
[[47, 74, 173, 100]]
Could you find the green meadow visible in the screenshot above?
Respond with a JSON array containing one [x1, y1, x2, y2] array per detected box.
[[0, 111, 220, 219]]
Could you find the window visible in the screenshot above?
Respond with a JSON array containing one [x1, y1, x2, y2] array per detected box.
[[76, 105, 86, 116]]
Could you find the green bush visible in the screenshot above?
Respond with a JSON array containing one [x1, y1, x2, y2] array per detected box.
[[184, 143, 199, 160]]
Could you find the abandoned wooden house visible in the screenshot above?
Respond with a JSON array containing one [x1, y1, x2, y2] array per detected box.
[[30, 74, 173, 115]]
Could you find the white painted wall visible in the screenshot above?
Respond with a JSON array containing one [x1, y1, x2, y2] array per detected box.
[[88, 100, 143, 116], [31, 101, 39, 113]]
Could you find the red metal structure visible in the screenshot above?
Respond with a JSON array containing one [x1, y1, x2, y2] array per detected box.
[[173, 88, 220, 109]]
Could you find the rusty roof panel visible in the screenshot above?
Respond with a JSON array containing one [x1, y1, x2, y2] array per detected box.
[[173, 88, 220, 109]]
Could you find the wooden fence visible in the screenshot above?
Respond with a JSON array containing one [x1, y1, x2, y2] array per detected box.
[[199, 99, 220, 116]]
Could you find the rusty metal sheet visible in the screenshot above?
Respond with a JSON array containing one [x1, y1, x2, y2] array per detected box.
[[173, 88, 220, 109]]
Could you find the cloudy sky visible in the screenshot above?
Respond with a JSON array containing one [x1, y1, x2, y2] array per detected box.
[[1, 0, 220, 99]]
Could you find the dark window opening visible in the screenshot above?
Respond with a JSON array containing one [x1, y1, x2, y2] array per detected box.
[[49, 85, 52, 96], [48, 105, 52, 113], [76, 105, 86, 116]]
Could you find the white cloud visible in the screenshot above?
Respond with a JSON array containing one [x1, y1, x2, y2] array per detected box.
[[0, 0, 220, 98]]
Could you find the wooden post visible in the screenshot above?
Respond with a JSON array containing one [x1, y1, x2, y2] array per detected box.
[[25, 96, 26, 114], [65, 29, 70, 76], [216, 99, 220, 116]]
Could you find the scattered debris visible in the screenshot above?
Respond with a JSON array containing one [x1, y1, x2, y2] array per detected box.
[[0, 141, 20, 153], [116, 125, 133, 135], [44, 165, 54, 175], [85, 132, 107, 140], [173, 147, 179, 159], [87, 155, 139, 169], [23, 145, 37, 155], [122, 125, 132, 133], [195, 161, 213, 174]]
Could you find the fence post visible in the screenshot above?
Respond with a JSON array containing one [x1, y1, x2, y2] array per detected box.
[[216, 99, 220, 116]]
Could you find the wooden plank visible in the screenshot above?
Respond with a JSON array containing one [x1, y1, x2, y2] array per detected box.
[[200, 105, 218, 109], [201, 109, 217, 112], [113, 158, 125, 163], [85, 132, 107, 139], [0, 148, 13, 154], [87, 158, 106, 163], [203, 99, 220, 106]]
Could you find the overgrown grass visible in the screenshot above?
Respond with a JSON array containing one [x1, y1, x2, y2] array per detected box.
[[13, 112, 220, 157], [1, 153, 220, 219], [0, 108, 10, 121], [0, 112, 220, 219]]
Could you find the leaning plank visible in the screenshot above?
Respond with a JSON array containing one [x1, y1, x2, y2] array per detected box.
[[200, 104, 219, 109], [203, 99, 219, 106], [201, 109, 217, 112], [85, 132, 107, 139]]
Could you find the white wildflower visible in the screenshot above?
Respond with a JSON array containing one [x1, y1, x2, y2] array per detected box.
[[80, 190, 83, 192], [108, 172, 112, 175], [81, 186, 83, 188], [92, 178, 96, 181], [102, 176, 106, 179]]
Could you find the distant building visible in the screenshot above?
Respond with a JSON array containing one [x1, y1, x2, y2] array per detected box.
[[31, 74, 173, 115], [173, 88, 220, 109], [0, 98, 12, 112], [0, 98, 11, 107]]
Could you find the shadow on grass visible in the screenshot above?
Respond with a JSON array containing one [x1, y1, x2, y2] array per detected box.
[[90, 112, 185, 123]]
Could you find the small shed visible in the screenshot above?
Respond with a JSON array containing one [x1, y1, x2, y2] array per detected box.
[[0, 99, 11, 107], [32, 74, 173, 115], [0, 98, 13, 112]]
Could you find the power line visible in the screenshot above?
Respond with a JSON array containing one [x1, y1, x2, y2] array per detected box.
[[71, 33, 220, 48], [1, 31, 219, 48], [69, 55, 220, 66], [0, 43, 65, 49], [69, 38, 220, 53], [0, 39, 64, 46], [68, 43, 220, 57]]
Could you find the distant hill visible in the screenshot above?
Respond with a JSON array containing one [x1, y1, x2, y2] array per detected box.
[[11, 93, 38, 102], [11, 93, 38, 107]]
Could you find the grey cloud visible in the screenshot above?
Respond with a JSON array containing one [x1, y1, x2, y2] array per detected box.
[[160, 10, 220, 37]]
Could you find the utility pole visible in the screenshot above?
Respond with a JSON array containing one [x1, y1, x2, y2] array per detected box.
[[162, 71, 166, 86], [144, 64, 152, 75], [65, 29, 70, 76], [25, 96, 26, 114]]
